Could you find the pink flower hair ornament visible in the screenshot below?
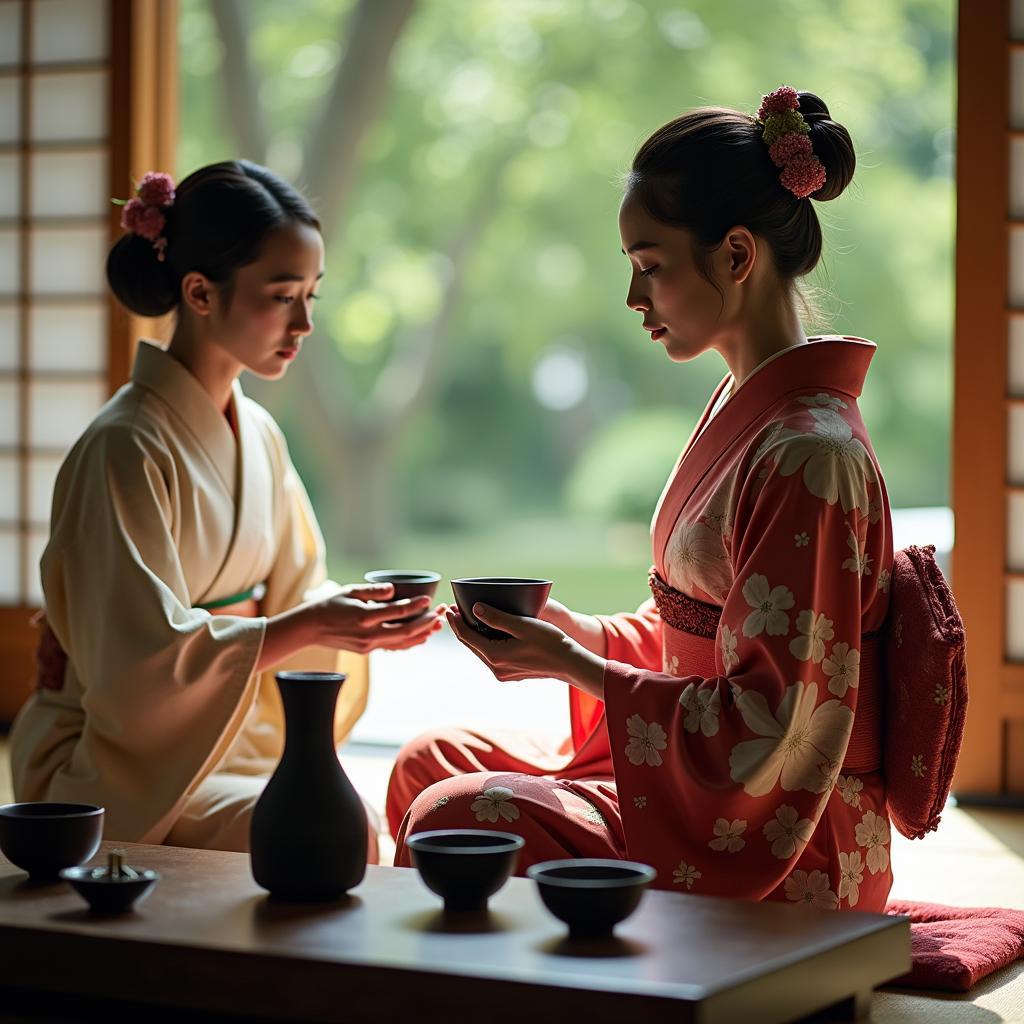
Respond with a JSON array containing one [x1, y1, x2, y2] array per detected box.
[[754, 87, 826, 200], [112, 171, 176, 261]]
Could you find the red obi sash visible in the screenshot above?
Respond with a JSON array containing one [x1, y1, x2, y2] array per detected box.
[[648, 569, 884, 775]]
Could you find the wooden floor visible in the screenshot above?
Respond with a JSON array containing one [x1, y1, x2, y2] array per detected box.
[[1, 739, 1021, 1022]]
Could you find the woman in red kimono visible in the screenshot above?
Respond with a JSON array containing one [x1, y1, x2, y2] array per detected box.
[[388, 87, 894, 912]]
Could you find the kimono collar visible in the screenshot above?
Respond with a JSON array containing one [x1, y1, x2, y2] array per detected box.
[[651, 336, 877, 570], [731, 334, 876, 402], [131, 340, 242, 495]]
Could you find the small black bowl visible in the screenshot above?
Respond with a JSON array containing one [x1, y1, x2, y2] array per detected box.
[[0, 803, 104, 882], [406, 829, 525, 913], [528, 859, 657, 939], [450, 577, 553, 639], [364, 570, 442, 602], [365, 570, 442, 624], [61, 855, 160, 916]]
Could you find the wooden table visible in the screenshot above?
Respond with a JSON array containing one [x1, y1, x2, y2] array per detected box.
[[0, 842, 909, 1024]]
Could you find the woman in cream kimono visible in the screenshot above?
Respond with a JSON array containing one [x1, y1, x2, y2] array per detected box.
[[389, 89, 898, 912], [10, 161, 442, 855]]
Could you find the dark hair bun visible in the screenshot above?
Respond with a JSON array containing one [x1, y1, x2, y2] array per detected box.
[[105, 159, 321, 319], [106, 232, 178, 317], [797, 91, 855, 201]]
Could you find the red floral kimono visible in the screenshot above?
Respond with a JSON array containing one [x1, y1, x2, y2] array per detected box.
[[389, 336, 894, 912]]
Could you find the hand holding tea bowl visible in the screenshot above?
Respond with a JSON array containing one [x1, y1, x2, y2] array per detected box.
[[445, 581, 606, 696], [308, 579, 443, 654], [450, 577, 552, 639], [364, 570, 443, 627]]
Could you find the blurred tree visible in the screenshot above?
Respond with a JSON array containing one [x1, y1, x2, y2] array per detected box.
[[180, 0, 954, 562]]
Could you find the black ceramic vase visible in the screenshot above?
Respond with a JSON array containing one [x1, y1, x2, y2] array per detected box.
[[250, 671, 367, 900]]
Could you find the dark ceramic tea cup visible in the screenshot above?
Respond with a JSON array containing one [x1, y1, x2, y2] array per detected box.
[[364, 570, 442, 602], [364, 570, 442, 624], [0, 802, 104, 881], [406, 829, 525, 913], [449, 577, 553, 639], [527, 859, 656, 939]]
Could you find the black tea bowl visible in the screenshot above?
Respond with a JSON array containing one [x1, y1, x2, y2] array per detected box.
[[528, 859, 657, 939], [0, 803, 104, 882], [61, 849, 160, 915], [406, 829, 525, 913], [363, 570, 442, 602], [449, 577, 553, 639], [364, 570, 442, 624]]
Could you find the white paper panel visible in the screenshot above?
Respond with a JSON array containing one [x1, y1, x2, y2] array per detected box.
[[1010, 493, 1024, 572], [32, 0, 109, 64], [30, 149, 108, 218], [1013, 0, 1024, 40], [1011, 227, 1024, 309], [30, 225, 105, 294], [0, 77, 19, 144], [1013, 140, 1024, 220], [28, 452, 61, 524], [28, 377, 103, 448], [30, 71, 107, 142], [0, 4, 23, 67], [0, 527, 18, 603], [1011, 405, 1024, 485], [1011, 319, 1024, 397], [1008, 579, 1024, 661], [1014, 52, 1024, 131], [24, 526, 47, 605], [0, 378, 19, 445], [29, 301, 105, 372], [0, 227, 18, 294], [0, 302, 17, 370], [0, 454, 18, 521], [0, 152, 20, 218]]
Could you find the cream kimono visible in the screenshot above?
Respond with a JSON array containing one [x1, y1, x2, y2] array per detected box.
[[9, 342, 368, 850]]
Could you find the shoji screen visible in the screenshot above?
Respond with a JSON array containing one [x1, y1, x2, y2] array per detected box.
[[0, 0, 111, 613], [0, 0, 175, 723]]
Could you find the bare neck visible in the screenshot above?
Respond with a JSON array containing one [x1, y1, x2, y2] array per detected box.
[[166, 320, 241, 414], [716, 286, 807, 388]]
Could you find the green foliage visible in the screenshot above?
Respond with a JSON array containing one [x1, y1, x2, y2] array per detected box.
[[566, 409, 697, 523], [179, 0, 955, 553]]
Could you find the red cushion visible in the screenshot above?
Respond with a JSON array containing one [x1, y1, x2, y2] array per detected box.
[[886, 900, 1024, 991], [883, 545, 968, 839]]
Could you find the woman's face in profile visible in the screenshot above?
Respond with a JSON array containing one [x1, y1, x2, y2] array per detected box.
[[618, 191, 726, 364], [208, 221, 325, 380]]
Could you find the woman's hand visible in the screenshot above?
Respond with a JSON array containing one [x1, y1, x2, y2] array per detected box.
[[446, 603, 606, 699], [539, 597, 608, 657], [314, 582, 444, 653], [258, 583, 443, 671]]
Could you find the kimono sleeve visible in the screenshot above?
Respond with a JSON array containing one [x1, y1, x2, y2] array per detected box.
[[602, 408, 888, 900], [258, 415, 369, 742], [566, 599, 663, 754], [597, 598, 663, 671], [39, 424, 266, 839]]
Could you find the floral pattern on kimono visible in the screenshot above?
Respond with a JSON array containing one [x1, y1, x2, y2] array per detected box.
[[599, 340, 894, 911]]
